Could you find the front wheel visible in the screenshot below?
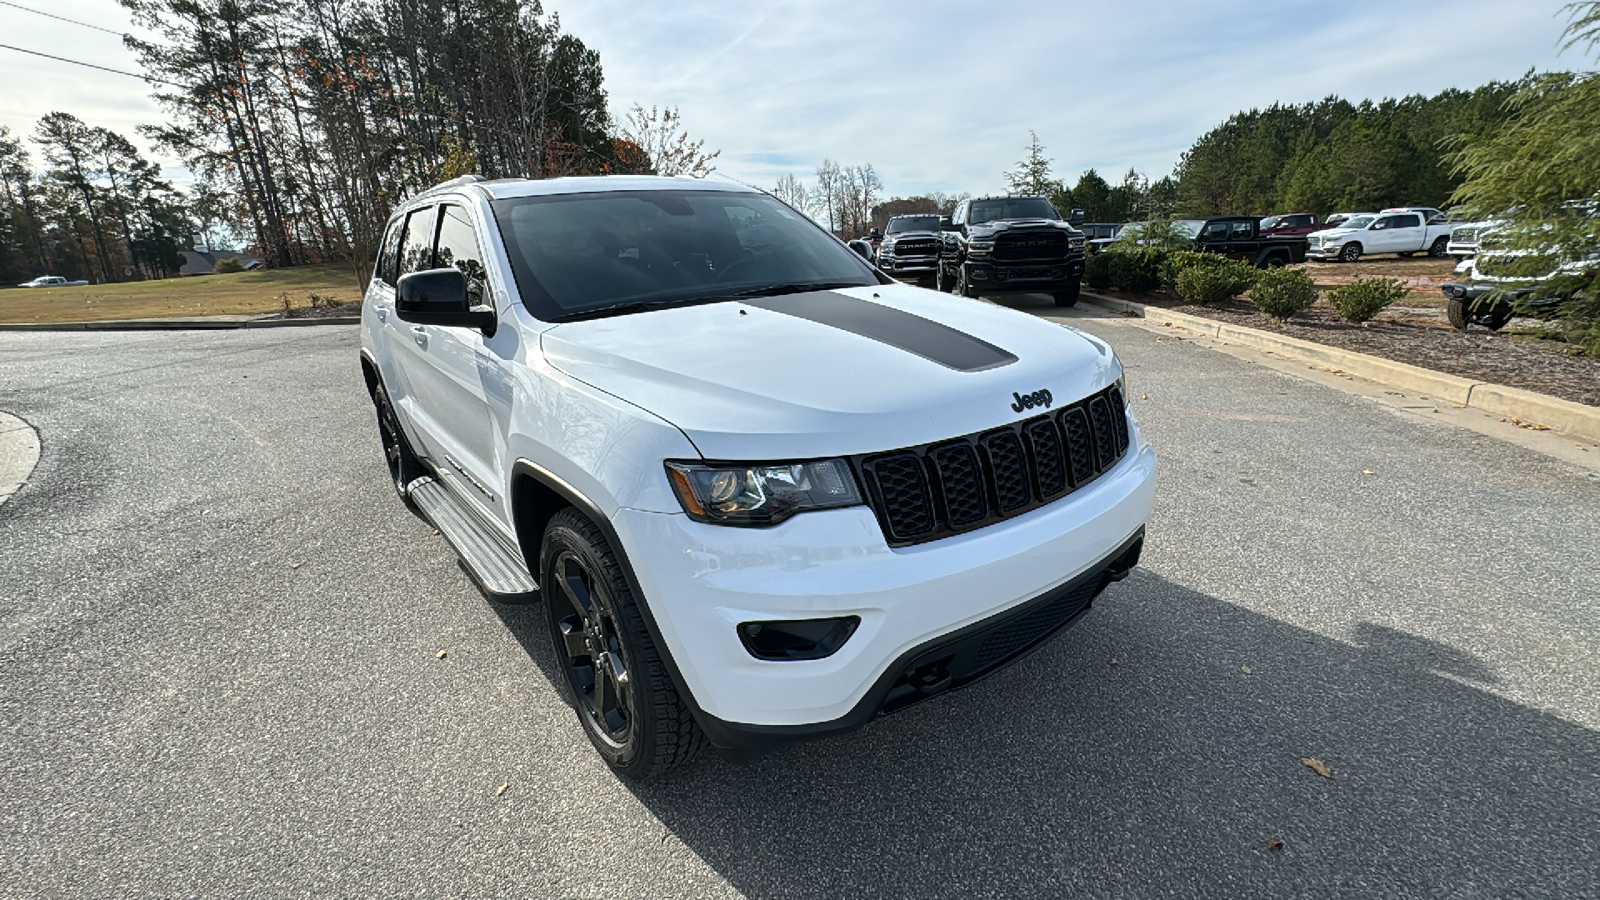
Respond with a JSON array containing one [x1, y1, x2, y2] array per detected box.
[[1053, 280, 1080, 307], [954, 265, 977, 298], [1338, 243, 1363, 263], [1429, 236, 1450, 258], [935, 263, 953, 293], [541, 509, 705, 779], [374, 383, 423, 504]]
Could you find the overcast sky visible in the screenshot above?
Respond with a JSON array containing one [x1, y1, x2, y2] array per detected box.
[[0, 0, 1583, 196]]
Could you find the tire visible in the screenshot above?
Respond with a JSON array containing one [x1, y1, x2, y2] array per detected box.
[[1446, 297, 1469, 331], [1482, 304, 1513, 332], [954, 264, 977, 298], [541, 508, 705, 779], [1053, 280, 1080, 307], [1429, 236, 1450, 258], [374, 383, 423, 504], [935, 263, 953, 293], [1261, 253, 1287, 268], [1338, 243, 1362, 263]]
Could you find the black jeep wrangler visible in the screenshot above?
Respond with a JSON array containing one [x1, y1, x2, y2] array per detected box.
[[936, 196, 1087, 307]]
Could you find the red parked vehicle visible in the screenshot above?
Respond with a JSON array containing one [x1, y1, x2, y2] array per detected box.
[[1259, 213, 1321, 237]]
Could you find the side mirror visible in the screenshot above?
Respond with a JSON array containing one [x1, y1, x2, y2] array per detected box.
[[1069, 208, 1085, 227], [848, 239, 873, 260], [396, 268, 497, 334]]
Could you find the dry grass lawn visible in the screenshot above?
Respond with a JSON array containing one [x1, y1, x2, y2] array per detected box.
[[0, 264, 364, 324]]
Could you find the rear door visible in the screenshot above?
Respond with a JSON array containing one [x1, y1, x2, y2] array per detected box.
[[388, 204, 444, 451], [1375, 213, 1424, 252]]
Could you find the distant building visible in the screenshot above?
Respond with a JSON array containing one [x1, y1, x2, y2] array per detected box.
[[179, 248, 264, 276]]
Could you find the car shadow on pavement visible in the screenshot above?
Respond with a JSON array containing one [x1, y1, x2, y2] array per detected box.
[[487, 568, 1599, 897]]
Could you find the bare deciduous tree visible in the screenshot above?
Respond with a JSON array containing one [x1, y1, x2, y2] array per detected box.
[[621, 104, 721, 178]]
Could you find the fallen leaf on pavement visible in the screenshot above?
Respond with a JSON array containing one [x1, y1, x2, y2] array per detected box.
[[1141, 394, 1148, 400], [1108, 657, 1120, 666], [1241, 665, 1253, 675], [1301, 757, 1332, 778], [1267, 840, 1285, 851], [436, 650, 448, 659], [1361, 469, 1375, 475], [496, 783, 509, 797]]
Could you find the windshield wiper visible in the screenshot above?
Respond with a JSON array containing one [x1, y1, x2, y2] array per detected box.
[[722, 281, 868, 299], [550, 298, 685, 323]]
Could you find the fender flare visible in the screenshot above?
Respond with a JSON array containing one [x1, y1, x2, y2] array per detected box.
[[508, 459, 722, 741]]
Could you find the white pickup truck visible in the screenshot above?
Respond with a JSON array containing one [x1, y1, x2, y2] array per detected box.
[[1306, 208, 1454, 262], [17, 276, 89, 288]]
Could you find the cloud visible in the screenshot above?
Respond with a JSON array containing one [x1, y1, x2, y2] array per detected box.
[[0, 0, 1576, 201]]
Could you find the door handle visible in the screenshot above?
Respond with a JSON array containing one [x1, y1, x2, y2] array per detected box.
[[376, 307, 388, 322], [411, 326, 428, 349]]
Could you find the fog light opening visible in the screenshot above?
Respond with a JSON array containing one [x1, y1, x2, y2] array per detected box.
[[739, 616, 860, 661]]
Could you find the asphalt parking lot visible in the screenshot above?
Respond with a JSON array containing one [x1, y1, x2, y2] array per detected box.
[[1, 312, 1597, 898]]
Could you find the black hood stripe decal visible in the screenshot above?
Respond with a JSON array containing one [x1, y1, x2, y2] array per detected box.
[[743, 292, 1017, 372]]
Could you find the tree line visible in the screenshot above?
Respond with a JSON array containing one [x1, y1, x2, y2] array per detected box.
[[0, 115, 191, 285]]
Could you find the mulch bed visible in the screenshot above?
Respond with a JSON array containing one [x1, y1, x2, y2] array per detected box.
[[277, 300, 363, 319], [1099, 290, 1599, 408]]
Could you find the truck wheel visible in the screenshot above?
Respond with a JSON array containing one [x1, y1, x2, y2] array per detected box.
[[1446, 297, 1470, 331], [955, 265, 977, 298], [1338, 243, 1362, 263], [541, 508, 705, 779], [935, 264, 953, 293], [1482, 305, 1513, 331], [374, 383, 423, 504], [1054, 280, 1080, 307], [1429, 237, 1450, 258]]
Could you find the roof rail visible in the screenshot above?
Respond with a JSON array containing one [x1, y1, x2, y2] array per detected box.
[[435, 174, 486, 188]]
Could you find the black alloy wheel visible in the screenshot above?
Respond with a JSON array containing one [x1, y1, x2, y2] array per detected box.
[[1429, 236, 1450, 258], [955, 265, 976, 298], [1339, 243, 1363, 263], [549, 548, 633, 750], [539, 509, 705, 778], [374, 384, 422, 503]]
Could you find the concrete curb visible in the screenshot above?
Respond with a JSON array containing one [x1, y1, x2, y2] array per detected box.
[[0, 316, 360, 332], [1082, 291, 1600, 444], [0, 411, 41, 509]]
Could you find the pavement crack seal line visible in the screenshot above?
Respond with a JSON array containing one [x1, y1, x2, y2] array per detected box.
[[0, 411, 42, 508], [1081, 291, 1600, 446]]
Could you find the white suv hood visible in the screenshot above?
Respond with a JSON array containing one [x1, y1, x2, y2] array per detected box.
[[541, 283, 1121, 460]]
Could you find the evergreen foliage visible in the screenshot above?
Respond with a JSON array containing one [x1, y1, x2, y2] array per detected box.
[[1327, 277, 1408, 323], [1248, 267, 1318, 320]]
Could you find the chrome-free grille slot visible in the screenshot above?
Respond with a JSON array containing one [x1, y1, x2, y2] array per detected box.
[[857, 384, 1131, 547]]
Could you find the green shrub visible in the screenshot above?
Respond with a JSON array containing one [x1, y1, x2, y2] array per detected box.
[[1327, 277, 1408, 323], [1105, 247, 1166, 293], [1247, 267, 1317, 321], [1085, 251, 1112, 290], [1174, 258, 1257, 306], [212, 258, 244, 274], [1159, 250, 1236, 291]]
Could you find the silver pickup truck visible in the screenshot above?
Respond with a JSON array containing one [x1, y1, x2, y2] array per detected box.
[[18, 276, 89, 288]]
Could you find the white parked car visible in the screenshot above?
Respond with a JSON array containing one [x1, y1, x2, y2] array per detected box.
[[17, 276, 88, 288], [1306, 208, 1455, 262], [359, 175, 1157, 777]]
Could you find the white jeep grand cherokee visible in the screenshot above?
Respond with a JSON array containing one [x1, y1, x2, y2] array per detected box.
[[360, 174, 1157, 778]]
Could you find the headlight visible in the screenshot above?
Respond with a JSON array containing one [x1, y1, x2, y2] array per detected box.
[[1068, 235, 1086, 249], [967, 240, 994, 256], [665, 459, 863, 526]]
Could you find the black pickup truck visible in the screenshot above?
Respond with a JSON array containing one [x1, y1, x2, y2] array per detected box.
[[936, 196, 1087, 306], [1181, 216, 1309, 267]]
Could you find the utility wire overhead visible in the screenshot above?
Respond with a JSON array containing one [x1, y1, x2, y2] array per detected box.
[[0, 42, 183, 87], [0, 0, 126, 36]]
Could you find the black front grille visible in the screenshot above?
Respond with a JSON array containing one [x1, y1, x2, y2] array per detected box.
[[857, 384, 1132, 547], [992, 230, 1070, 262], [892, 238, 939, 258]]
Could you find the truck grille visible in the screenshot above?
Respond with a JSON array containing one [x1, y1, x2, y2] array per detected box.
[[1452, 227, 1481, 243], [992, 231, 1070, 262], [856, 384, 1130, 547], [892, 238, 939, 259]]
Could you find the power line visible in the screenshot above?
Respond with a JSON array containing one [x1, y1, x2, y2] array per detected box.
[[0, 42, 183, 87], [0, 0, 125, 36]]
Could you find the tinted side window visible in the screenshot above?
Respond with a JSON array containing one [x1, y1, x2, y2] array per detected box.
[[1289, 215, 1312, 227], [1397, 214, 1422, 228], [399, 206, 438, 276], [1231, 222, 1253, 239], [375, 217, 404, 286], [434, 204, 488, 306]]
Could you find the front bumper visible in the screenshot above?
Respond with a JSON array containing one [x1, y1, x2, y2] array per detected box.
[[964, 256, 1086, 292], [1305, 246, 1340, 260], [878, 255, 937, 275], [610, 428, 1156, 735]]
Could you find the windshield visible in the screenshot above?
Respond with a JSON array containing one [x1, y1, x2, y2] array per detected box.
[[968, 197, 1059, 224], [1169, 219, 1206, 239], [1259, 216, 1281, 230], [1339, 216, 1375, 230], [492, 190, 880, 320], [886, 215, 941, 234]]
